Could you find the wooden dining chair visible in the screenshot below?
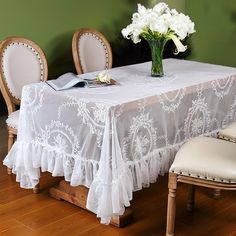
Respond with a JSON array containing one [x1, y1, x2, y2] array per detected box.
[[166, 137, 236, 236], [214, 122, 236, 198], [218, 122, 236, 143], [0, 37, 48, 174], [72, 28, 112, 74]]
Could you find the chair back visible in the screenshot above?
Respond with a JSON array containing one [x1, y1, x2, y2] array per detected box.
[[72, 28, 112, 74], [0, 37, 48, 113]]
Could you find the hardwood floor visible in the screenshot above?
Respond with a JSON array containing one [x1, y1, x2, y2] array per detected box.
[[0, 116, 236, 236]]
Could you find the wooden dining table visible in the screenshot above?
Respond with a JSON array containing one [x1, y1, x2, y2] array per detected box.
[[3, 58, 236, 225]]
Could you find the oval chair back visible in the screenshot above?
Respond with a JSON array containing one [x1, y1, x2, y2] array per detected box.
[[72, 28, 112, 74], [0, 36, 48, 114]]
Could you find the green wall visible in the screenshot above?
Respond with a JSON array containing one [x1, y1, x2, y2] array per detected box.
[[186, 0, 236, 67], [0, 0, 234, 77], [0, 0, 185, 79], [0, 0, 135, 78]]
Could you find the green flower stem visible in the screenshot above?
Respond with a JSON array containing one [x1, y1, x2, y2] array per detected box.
[[147, 38, 168, 77], [140, 31, 185, 77]]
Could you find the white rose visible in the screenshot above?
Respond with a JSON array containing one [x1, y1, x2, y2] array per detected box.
[[121, 28, 129, 38], [150, 14, 170, 34], [150, 22, 167, 35], [131, 34, 141, 44], [96, 71, 111, 83], [170, 13, 195, 39], [187, 21, 195, 35], [153, 2, 169, 15], [171, 9, 178, 15], [132, 12, 140, 22], [137, 3, 147, 15], [135, 17, 148, 30], [121, 24, 135, 39]]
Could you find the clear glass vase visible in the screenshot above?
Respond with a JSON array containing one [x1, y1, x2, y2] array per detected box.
[[147, 38, 167, 77]]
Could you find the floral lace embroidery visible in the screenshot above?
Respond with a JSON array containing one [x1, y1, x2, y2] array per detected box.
[[35, 120, 80, 156], [22, 84, 44, 115], [122, 99, 157, 161], [158, 88, 186, 112], [184, 87, 210, 139], [223, 95, 236, 127], [58, 96, 108, 147], [212, 75, 234, 99]]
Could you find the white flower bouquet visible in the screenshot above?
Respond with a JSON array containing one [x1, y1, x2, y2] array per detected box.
[[121, 2, 195, 76]]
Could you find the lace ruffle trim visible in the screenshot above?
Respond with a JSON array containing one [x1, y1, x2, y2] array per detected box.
[[3, 141, 99, 189], [86, 143, 182, 224], [86, 130, 219, 224]]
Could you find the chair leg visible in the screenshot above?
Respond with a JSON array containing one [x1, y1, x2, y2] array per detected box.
[[8, 131, 14, 152], [187, 185, 195, 211], [7, 131, 14, 175], [33, 184, 40, 194], [213, 189, 221, 200], [166, 172, 177, 236], [7, 168, 12, 175]]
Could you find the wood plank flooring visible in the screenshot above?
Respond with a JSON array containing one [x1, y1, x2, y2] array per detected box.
[[0, 116, 236, 236]]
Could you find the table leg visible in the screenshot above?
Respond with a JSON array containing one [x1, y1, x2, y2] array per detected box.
[[49, 180, 133, 227], [33, 183, 40, 194], [213, 189, 221, 200], [187, 185, 195, 211]]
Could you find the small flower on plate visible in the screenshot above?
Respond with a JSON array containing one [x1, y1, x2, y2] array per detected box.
[[96, 71, 112, 84]]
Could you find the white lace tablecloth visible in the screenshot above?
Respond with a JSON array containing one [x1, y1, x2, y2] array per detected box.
[[3, 59, 236, 224]]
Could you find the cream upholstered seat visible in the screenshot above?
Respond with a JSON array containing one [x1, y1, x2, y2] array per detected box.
[[72, 28, 112, 74], [218, 122, 236, 142], [0, 37, 48, 174], [6, 110, 20, 129], [170, 137, 236, 182], [166, 137, 236, 236]]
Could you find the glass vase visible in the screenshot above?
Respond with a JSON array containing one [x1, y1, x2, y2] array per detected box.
[[147, 38, 167, 77]]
